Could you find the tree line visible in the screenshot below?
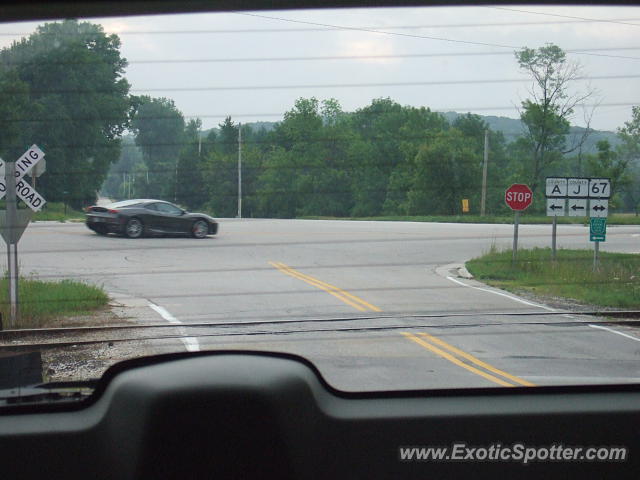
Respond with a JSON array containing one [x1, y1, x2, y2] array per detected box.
[[0, 20, 637, 215], [106, 94, 639, 217]]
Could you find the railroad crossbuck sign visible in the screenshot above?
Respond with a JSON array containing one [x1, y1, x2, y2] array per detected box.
[[0, 145, 47, 211]]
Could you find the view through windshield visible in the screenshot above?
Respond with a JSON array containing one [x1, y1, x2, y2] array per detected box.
[[0, 4, 638, 399]]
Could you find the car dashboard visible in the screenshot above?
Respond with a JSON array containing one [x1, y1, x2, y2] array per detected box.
[[0, 351, 638, 479]]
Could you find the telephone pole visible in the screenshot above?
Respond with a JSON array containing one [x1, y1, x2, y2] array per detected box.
[[480, 129, 489, 216]]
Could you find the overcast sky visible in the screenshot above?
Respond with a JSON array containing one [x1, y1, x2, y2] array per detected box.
[[0, 5, 638, 132]]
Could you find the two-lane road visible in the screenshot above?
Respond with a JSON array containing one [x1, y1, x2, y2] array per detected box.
[[12, 219, 640, 391]]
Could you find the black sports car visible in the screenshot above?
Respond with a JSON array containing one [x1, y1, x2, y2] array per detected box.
[[85, 199, 219, 238]]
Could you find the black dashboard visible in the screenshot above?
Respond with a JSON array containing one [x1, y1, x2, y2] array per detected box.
[[0, 351, 638, 479]]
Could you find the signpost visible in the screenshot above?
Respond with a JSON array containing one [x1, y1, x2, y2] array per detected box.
[[545, 176, 610, 269], [0, 145, 47, 328], [505, 184, 533, 263]]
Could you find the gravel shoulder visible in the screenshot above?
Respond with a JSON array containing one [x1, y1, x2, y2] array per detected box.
[[1, 296, 160, 382]]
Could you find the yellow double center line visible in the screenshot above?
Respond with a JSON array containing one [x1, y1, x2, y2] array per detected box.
[[269, 262, 381, 312], [270, 261, 533, 387], [402, 332, 535, 387]]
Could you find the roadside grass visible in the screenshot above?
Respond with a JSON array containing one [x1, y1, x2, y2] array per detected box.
[[299, 214, 640, 225], [32, 202, 84, 222], [466, 247, 640, 309], [0, 277, 109, 329]]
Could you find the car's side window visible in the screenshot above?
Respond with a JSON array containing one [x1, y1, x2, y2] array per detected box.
[[145, 203, 160, 212], [158, 203, 182, 215]]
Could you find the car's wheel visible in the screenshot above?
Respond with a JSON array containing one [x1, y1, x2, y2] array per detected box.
[[191, 219, 209, 239], [125, 218, 144, 238]]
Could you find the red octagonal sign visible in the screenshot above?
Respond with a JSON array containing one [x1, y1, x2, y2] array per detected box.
[[505, 184, 533, 211]]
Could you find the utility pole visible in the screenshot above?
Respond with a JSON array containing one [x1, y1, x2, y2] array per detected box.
[[237, 122, 242, 219], [480, 129, 489, 216]]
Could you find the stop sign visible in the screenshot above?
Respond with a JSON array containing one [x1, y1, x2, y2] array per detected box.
[[505, 184, 533, 211]]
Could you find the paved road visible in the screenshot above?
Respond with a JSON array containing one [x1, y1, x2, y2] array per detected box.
[[13, 219, 640, 391]]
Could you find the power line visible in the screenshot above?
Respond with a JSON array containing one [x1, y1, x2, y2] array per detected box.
[[1, 47, 638, 67], [232, 11, 640, 62], [5, 18, 640, 37], [123, 74, 640, 93], [488, 6, 640, 28]]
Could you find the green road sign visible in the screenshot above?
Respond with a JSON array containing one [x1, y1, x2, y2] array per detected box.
[[590, 217, 607, 242]]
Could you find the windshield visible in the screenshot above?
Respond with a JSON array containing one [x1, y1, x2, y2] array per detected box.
[[0, 3, 639, 399]]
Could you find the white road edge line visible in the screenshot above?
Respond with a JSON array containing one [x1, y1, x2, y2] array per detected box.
[[588, 324, 640, 343], [148, 302, 201, 352], [445, 276, 556, 312]]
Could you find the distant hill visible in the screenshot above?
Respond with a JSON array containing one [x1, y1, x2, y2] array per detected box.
[[442, 112, 619, 155], [199, 112, 618, 155]]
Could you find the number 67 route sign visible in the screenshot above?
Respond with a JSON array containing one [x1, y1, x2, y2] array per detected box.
[[0, 145, 47, 211]]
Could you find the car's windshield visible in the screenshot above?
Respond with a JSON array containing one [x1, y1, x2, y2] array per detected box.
[[0, 3, 638, 399]]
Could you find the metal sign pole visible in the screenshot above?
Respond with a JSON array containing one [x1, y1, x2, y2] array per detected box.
[[6, 162, 19, 327], [512, 211, 520, 264], [593, 241, 600, 272], [551, 215, 557, 261]]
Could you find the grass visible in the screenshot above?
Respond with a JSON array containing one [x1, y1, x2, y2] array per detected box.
[[32, 202, 84, 222], [299, 214, 640, 225], [466, 247, 640, 309], [0, 277, 109, 329]]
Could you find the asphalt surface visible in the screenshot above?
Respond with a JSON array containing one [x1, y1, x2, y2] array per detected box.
[[12, 219, 640, 391]]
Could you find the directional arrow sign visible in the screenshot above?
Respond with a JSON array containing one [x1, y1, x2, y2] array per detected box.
[[590, 199, 608, 218], [568, 198, 587, 217], [546, 198, 566, 216], [0, 145, 45, 200]]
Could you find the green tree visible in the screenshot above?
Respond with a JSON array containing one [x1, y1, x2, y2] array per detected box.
[[257, 98, 343, 218], [349, 98, 408, 216], [617, 107, 640, 214], [131, 96, 185, 200], [407, 129, 481, 215], [0, 19, 133, 208], [176, 118, 207, 209], [586, 140, 630, 207], [515, 44, 593, 192], [383, 107, 448, 215], [217, 116, 238, 155]]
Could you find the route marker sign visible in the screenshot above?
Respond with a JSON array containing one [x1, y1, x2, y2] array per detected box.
[[505, 184, 533, 211], [546, 177, 567, 198], [590, 218, 607, 242], [567, 178, 589, 198], [589, 178, 611, 199], [545, 176, 611, 261], [546, 198, 565, 216]]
